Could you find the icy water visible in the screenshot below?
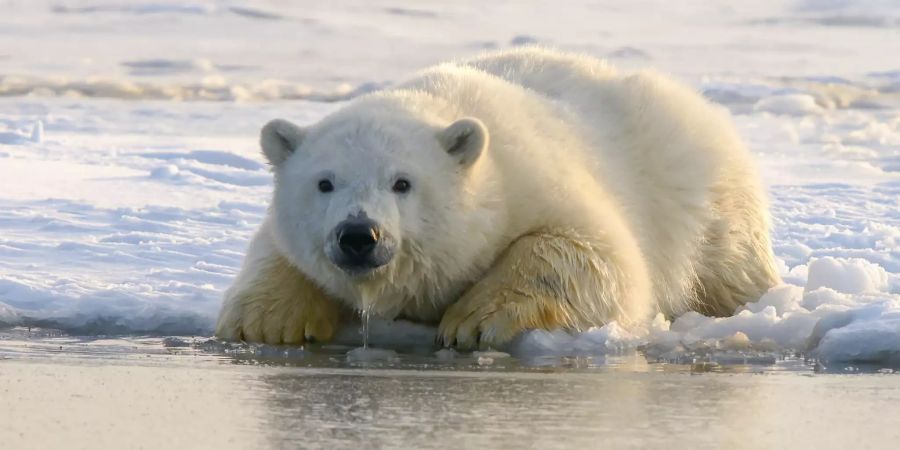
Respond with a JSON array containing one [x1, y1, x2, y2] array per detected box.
[[2, 329, 899, 449]]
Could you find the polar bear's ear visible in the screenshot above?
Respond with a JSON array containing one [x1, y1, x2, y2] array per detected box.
[[261, 119, 305, 167], [438, 117, 488, 167]]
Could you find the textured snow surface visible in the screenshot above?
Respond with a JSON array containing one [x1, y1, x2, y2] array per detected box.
[[1, 0, 898, 367]]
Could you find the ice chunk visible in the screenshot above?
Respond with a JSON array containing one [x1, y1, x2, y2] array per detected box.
[[720, 332, 752, 350], [0, 302, 21, 325], [754, 94, 824, 116], [810, 300, 900, 365], [739, 285, 804, 315], [508, 322, 642, 359], [434, 348, 458, 361], [572, 322, 642, 355], [508, 329, 575, 357], [30, 120, 43, 143], [801, 287, 855, 310], [806, 257, 889, 294], [150, 164, 180, 178]]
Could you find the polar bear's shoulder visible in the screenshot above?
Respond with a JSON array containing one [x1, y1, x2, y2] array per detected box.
[[393, 48, 618, 105], [460, 47, 618, 93]]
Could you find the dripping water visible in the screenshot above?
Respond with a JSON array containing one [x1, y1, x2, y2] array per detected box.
[[359, 288, 373, 349], [345, 287, 398, 362], [360, 306, 371, 349]]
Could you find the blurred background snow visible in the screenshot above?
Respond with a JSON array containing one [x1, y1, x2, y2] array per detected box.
[[0, 0, 897, 367]]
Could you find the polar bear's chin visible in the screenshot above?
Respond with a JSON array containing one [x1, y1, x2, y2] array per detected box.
[[326, 250, 395, 277], [323, 253, 394, 282], [335, 264, 388, 280]]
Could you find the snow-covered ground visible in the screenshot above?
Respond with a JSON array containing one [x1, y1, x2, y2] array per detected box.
[[0, 0, 898, 368]]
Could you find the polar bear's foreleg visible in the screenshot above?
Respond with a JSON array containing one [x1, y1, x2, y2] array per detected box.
[[438, 229, 651, 349], [215, 236, 341, 345]]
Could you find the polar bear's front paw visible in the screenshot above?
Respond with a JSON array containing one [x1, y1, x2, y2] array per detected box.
[[215, 293, 340, 346], [438, 293, 564, 350]]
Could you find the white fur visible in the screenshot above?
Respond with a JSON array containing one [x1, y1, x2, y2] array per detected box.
[[216, 47, 779, 345]]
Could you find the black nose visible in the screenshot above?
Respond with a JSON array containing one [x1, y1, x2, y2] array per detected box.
[[338, 221, 379, 257]]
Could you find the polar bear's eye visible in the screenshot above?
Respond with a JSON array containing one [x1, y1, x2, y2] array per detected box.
[[317, 179, 334, 193], [392, 178, 411, 194]]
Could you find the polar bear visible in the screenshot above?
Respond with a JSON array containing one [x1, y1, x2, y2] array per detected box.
[[215, 47, 780, 349]]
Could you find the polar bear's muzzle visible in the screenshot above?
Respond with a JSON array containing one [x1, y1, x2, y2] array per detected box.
[[328, 216, 396, 275]]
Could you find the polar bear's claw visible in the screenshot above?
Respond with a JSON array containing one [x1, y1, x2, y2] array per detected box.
[[438, 295, 529, 350], [214, 251, 341, 346], [217, 296, 339, 346]]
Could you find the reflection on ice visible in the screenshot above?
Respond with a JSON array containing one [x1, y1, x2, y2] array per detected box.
[[346, 347, 400, 363]]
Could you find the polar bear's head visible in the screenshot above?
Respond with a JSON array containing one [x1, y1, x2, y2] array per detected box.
[[261, 98, 492, 310]]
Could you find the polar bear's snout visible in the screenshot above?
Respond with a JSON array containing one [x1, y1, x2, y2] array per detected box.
[[338, 221, 378, 257], [329, 216, 396, 275]]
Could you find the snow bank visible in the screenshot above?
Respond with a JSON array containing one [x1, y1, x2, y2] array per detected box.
[[794, 0, 900, 28], [508, 257, 900, 368], [0, 75, 383, 102]]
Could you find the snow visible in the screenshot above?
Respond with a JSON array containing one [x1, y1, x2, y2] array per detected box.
[[509, 254, 900, 367], [0, 0, 898, 368], [806, 256, 890, 293], [754, 94, 825, 116]]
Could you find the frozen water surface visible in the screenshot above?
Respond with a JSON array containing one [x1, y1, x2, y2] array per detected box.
[[1, 329, 900, 449], [1, 0, 900, 446]]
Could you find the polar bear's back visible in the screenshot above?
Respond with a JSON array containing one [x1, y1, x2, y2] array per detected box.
[[390, 48, 777, 317], [461, 47, 619, 93], [461, 48, 780, 316]]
